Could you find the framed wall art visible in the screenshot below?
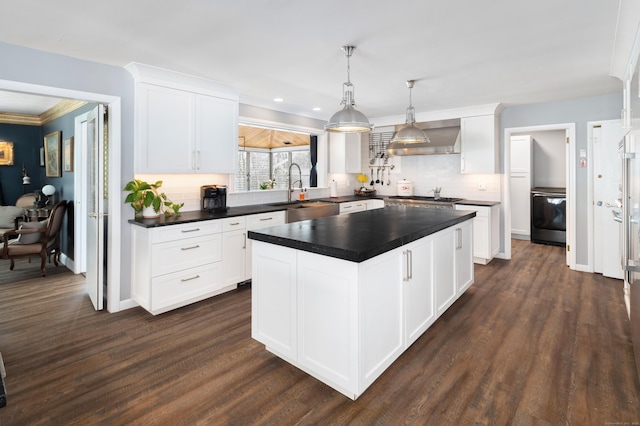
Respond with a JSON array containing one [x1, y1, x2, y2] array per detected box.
[[44, 131, 62, 177], [63, 136, 74, 172], [0, 141, 14, 166]]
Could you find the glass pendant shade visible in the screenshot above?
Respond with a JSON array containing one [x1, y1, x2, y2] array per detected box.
[[325, 46, 373, 133]]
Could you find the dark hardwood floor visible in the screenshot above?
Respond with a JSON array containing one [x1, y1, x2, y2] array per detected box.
[[0, 241, 639, 425]]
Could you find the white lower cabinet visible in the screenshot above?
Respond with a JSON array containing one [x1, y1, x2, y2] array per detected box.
[[131, 220, 229, 315], [455, 204, 499, 264], [221, 217, 247, 287], [340, 199, 384, 214], [339, 201, 367, 214], [251, 218, 473, 400], [221, 211, 286, 286], [245, 211, 286, 279]]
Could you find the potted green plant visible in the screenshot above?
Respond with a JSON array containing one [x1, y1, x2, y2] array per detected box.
[[123, 179, 183, 218]]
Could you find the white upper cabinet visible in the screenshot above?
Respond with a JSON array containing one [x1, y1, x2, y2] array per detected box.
[[510, 135, 532, 173], [329, 133, 362, 173], [127, 62, 239, 174], [460, 114, 499, 174], [195, 94, 238, 174]]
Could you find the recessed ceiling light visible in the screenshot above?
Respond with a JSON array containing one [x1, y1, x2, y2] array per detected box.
[[313, 107, 321, 111], [274, 97, 284, 102]]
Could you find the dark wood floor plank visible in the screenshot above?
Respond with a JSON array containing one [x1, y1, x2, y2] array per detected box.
[[1, 242, 639, 425]]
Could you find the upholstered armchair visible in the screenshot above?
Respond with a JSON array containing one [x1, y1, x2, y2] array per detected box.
[[0, 201, 67, 276], [0, 206, 25, 236]]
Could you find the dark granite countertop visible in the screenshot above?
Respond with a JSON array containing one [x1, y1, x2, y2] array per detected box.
[[128, 204, 288, 228], [454, 200, 501, 207], [248, 207, 476, 263]]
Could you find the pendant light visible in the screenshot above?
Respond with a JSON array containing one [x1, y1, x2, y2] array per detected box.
[[390, 80, 429, 144], [324, 45, 374, 133]]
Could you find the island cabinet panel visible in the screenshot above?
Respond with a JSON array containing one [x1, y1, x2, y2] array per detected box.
[[403, 236, 436, 347], [297, 252, 360, 393], [434, 228, 456, 316], [358, 250, 404, 388], [251, 244, 298, 360], [455, 220, 474, 295]]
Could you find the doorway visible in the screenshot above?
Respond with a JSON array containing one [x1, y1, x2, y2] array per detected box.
[[0, 79, 122, 312], [503, 123, 576, 269]]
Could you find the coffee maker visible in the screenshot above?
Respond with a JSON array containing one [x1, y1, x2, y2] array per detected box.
[[201, 185, 227, 212]]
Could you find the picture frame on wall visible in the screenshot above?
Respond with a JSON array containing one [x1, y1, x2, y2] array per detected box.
[[44, 131, 62, 177], [0, 141, 14, 166], [63, 136, 74, 172]]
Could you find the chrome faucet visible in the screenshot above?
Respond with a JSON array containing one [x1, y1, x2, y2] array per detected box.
[[288, 162, 302, 203]]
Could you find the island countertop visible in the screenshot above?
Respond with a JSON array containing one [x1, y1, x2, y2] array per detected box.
[[248, 206, 476, 262]]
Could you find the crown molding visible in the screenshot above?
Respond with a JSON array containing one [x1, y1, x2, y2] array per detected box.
[[0, 99, 87, 126]]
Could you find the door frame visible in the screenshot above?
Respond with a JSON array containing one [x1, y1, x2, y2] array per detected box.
[[0, 79, 122, 312], [503, 123, 576, 269]]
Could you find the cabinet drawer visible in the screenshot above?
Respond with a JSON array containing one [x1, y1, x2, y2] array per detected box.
[[151, 220, 221, 243], [151, 234, 222, 277], [151, 262, 222, 311], [222, 216, 246, 232], [456, 204, 488, 218], [340, 201, 366, 214], [246, 211, 286, 230]]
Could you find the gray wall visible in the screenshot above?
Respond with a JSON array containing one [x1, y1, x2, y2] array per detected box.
[[0, 41, 136, 301], [501, 93, 622, 265]]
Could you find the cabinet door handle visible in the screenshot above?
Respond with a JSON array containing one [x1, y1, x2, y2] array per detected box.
[[403, 250, 413, 281], [456, 228, 462, 250], [403, 250, 409, 281], [181, 228, 200, 233], [243, 232, 246, 249], [181, 245, 200, 251], [191, 151, 196, 170], [181, 275, 200, 283], [260, 217, 273, 221], [196, 150, 201, 170]]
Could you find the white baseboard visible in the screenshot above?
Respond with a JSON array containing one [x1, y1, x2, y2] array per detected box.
[[112, 298, 138, 313], [573, 263, 590, 272]]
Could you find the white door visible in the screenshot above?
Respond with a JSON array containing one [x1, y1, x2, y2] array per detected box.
[[85, 105, 105, 310], [593, 120, 624, 279]]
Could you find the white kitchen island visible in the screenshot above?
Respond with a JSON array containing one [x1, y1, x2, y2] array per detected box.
[[249, 207, 475, 399]]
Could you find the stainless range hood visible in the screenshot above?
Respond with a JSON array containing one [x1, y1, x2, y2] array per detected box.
[[386, 118, 461, 156]]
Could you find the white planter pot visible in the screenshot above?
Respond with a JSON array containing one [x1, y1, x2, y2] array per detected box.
[[142, 205, 160, 218]]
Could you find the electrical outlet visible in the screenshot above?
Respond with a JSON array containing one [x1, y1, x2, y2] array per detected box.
[[478, 182, 486, 191]]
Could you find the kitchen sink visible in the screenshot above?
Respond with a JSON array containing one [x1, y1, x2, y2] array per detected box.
[[268, 201, 340, 223]]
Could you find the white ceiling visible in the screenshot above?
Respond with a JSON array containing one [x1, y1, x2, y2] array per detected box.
[[0, 0, 627, 121]]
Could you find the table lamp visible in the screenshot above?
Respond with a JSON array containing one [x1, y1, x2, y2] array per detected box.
[[42, 184, 55, 206]]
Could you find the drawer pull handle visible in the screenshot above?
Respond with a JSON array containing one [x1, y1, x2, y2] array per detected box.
[[181, 245, 200, 251], [260, 217, 273, 221], [181, 275, 200, 283], [230, 222, 241, 226], [181, 228, 200, 233]]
